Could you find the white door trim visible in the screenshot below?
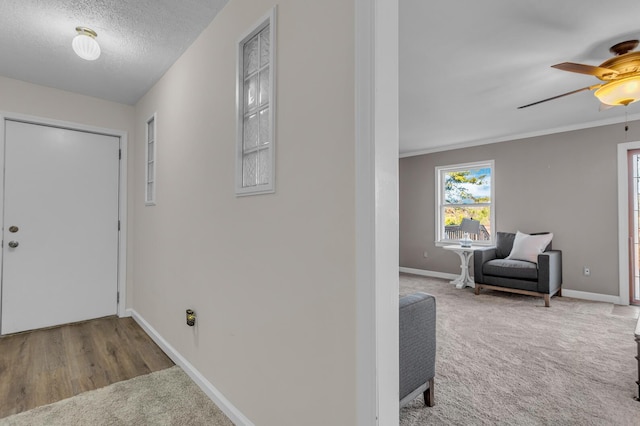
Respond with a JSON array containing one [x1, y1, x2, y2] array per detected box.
[[355, 0, 399, 424], [0, 111, 128, 322], [616, 140, 640, 306]]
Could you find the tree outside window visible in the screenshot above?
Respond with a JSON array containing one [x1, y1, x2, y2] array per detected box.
[[436, 161, 494, 244]]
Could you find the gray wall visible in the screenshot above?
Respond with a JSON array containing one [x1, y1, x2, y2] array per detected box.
[[400, 120, 640, 296]]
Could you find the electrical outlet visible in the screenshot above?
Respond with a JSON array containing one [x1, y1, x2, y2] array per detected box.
[[423, 251, 428, 258], [583, 267, 590, 276]]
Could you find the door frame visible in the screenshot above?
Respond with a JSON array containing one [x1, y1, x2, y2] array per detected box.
[[617, 140, 640, 306], [0, 112, 129, 325], [627, 149, 640, 305], [355, 0, 399, 424]]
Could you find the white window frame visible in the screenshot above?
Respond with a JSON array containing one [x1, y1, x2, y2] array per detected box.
[[235, 7, 277, 196], [145, 113, 157, 206], [435, 160, 495, 246]]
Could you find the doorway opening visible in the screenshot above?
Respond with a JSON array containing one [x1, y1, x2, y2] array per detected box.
[[628, 149, 640, 305]]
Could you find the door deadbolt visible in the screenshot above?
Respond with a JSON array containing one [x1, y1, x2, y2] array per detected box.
[[8, 226, 18, 233], [8, 241, 19, 248]]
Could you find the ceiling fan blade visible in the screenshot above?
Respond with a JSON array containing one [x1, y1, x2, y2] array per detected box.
[[517, 85, 601, 109], [551, 62, 618, 79]]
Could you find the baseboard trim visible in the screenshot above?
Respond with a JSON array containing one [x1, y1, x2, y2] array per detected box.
[[128, 309, 253, 426], [399, 269, 624, 305], [399, 267, 457, 281], [560, 289, 622, 305]]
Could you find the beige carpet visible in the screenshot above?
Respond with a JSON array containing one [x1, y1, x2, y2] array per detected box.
[[0, 366, 233, 426], [400, 274, 640, 425]]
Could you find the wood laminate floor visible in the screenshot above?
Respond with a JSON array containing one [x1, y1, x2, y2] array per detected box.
[[0, 316, 174, 418]]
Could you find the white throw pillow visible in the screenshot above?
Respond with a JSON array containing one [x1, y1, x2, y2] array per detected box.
[[506, 231, 553, 264]]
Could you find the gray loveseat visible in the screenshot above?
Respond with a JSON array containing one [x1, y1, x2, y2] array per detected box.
[[473, 231, 562, 307], [399, 292, 436, 408]]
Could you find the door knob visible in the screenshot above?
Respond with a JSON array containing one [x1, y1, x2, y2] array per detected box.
[[8, 241, 19, 248]]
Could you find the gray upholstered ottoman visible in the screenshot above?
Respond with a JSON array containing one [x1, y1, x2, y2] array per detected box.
[[399, 292, 436, 408]]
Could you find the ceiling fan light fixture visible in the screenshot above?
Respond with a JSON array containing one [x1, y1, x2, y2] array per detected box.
[[594, 76, 640, 106], [72, 27, 100, 61]]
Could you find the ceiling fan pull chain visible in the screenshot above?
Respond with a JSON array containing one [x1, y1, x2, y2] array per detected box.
[[625, 106, 629, 142]]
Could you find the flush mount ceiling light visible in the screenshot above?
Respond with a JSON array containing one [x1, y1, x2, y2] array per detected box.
[[72, 26, 100, 61]]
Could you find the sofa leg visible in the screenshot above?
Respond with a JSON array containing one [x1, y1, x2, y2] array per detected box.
[[544, 294, 550, 307], [474, 285, 481, 295], [557, 288, 562, 297], [424, 378, 435, 407]]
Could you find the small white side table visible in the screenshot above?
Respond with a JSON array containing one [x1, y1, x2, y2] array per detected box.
[[441, 245, 482, 289]]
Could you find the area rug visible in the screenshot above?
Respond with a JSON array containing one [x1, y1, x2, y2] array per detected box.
[[0, 366, 233, 426], [400, 274, 640, 425]]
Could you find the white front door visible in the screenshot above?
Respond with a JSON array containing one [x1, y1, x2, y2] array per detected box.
[[1, 120, 120, 335]]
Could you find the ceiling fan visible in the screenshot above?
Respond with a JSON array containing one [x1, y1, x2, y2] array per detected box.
[[518, 39, 640, 109]]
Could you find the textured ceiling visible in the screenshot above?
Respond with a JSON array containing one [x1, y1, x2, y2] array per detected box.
[[0, 0, 229, 105], [400, 0, 640, 155], [3, 1, 640, 154]]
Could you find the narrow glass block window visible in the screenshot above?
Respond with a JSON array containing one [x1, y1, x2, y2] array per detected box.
[[145, 113, 157, 205], [435, 160, 494, 245], [236, 8, 276, 196]]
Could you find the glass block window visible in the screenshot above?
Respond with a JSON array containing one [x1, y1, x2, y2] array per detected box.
[[435, 160, 494, 245], [236, 8, 276, 196], [145, 113, 157, 205]]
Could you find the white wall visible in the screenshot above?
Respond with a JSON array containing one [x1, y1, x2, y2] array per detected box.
[[133, 0, 357, 424], [0, 75, 136, 306]]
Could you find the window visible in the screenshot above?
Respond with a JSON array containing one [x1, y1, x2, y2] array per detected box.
[[435, 160, 494, 244], [145, 113, 156, 205], [235, 8, 276, 196]]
